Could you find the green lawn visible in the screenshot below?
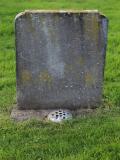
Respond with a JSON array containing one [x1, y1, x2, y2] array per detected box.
[[0, 0, 120, 159]]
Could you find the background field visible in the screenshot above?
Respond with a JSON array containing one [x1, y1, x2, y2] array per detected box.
[[0, 0, 120, 159]]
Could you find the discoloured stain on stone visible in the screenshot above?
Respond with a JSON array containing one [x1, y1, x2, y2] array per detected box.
[[39, 71, 53, 85], [76, 57, 85, 65], [85, 72, 95, 86], [41, 17, 65, 79], [21, 70, 32, 83], [82, 13, 100, 50]]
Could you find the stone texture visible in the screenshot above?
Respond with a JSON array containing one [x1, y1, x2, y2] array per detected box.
[[11, 107, 49, 121], [15, 10, 108, 110], [11, 106, 94, 122]]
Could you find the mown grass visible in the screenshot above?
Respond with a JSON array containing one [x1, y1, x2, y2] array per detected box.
[[0, 0, 120, 159], [0, 109, 120, 160]]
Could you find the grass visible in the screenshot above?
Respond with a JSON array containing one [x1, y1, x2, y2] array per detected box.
[[0, 0, 120, 159]]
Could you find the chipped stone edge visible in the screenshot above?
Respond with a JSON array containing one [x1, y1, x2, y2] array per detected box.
[[15, 9, 108, 21]]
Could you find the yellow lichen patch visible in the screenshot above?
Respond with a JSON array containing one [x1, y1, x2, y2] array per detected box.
[[65, 64, 74, 71], [76, 56, 84, 65], [64, 64, 81, 80], [39, 71, 53, 85], [26, 14, 36, 33], [91, 14, 99, 41], [21, 70, 32, 83], [85, 72, 95, 86], [83, 14, 99, 45]]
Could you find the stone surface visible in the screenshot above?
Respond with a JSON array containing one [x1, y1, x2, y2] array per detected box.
[[11, 107, 94, 122], [11, 107, 49, 121], [15, 10, 108, 110]]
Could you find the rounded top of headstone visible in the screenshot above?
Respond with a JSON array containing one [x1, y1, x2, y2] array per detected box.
[[15, 10, 108, 21]]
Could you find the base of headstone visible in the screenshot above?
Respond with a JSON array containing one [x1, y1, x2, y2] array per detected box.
[[10, 106, 95, 122]]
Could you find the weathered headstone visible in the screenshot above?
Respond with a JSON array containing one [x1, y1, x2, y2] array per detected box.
[[13, 10, 108, 120]]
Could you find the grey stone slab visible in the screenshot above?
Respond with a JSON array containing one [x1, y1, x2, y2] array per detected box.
[[15, 10, 108, 109]]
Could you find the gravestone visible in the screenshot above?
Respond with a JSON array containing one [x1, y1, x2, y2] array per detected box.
[[12, 10, 108, 121]]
